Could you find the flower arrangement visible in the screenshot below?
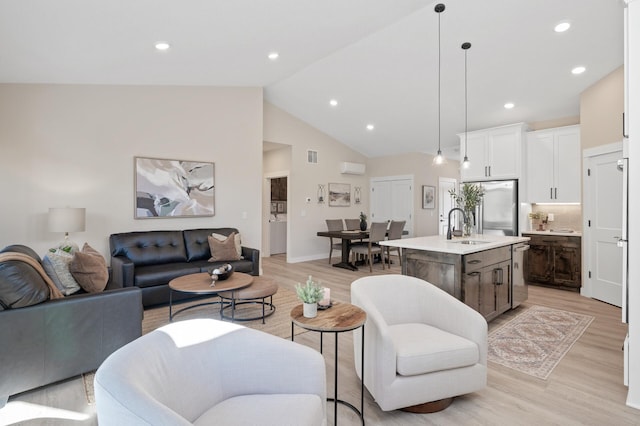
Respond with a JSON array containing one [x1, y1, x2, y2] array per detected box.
[[528, 211, 547, 220], [448, 183, 485, 213], [295, 275, 325, 304], [359, 212, 367, 222]]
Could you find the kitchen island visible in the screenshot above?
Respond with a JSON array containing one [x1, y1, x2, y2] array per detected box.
[[381, 234, 530, 321]]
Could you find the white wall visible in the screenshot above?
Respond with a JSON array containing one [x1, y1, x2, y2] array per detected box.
[[0, 84, 263, 260], [367, 153, 460, 236], [263, 102, 368, 262]]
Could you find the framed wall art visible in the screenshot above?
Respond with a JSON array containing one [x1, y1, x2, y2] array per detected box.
[[422, 185, 435, 209], [328, 183, 351, 207], [134, 156, 215, 218]]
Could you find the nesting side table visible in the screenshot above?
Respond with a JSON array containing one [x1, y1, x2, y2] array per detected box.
[[290, 302, 366, 426]]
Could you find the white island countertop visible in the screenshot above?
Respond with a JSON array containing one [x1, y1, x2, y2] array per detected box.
[[380, 234, 530, 255]]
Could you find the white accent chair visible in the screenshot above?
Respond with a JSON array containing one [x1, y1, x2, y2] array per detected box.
[[351, 275, 487, 412], [95, 319, 327, 426]]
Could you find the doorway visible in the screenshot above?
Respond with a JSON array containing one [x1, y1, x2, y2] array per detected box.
[[438, 177, 457, 236], [583, 142, 623, 306]]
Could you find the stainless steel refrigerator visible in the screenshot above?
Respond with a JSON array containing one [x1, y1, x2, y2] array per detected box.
[[469, 179, 519, 236]]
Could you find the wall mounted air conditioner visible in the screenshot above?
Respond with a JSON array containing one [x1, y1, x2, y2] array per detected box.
[[340, 162, 366, 175]]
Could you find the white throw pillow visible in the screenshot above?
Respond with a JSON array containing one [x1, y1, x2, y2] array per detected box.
[[211, 232, 242, 259], [42, 249, 81, 295]]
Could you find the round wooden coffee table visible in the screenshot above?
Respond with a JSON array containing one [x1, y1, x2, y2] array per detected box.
[[168, 272, 253, 321]]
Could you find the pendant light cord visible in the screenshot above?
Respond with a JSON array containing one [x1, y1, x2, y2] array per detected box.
[[462, 41, 471, 164], [437, 8, 441, 152]]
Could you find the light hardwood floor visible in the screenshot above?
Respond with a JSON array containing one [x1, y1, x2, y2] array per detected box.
[[2, 253, 638, 425]]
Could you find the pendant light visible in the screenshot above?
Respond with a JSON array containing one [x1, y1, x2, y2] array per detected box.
[[432, 4, 447, 166], [461, 42, 471, 169]]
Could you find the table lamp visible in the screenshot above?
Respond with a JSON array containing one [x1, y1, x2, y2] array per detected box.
[[48, 207, 86, 253]]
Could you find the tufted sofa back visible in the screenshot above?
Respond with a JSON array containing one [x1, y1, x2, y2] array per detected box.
[[109, 231, 187, 266], [183, 228, 239, 261]]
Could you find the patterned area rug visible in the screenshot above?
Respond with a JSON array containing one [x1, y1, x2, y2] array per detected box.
[[83, 285, 305, 404], [488, 305, 594, 380]]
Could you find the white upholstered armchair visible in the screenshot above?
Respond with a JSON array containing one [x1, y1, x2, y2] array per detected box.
[[95, 319, 327, 426], [351, 275, 487, 412]]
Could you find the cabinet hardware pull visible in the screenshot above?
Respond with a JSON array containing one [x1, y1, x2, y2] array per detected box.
[[623, 113, 629, 139], [488, 166, 491, 176], [467, 259, 482, 264], [484, 166, 488, 177], [554, 188, 557, 199], [550, 187, 553, 199], [493, 268, 504, 285], [467, 271, 481, 276]]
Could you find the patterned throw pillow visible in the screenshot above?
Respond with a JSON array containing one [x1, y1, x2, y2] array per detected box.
[[69, 243, 109, 293], [42, 249, 81, 295], [208, 232, 241, 262], [211, 232, 242, 259]]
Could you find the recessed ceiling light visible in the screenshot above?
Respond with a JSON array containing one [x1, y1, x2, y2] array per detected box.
[[268, 52, 279, 60], [554, 22, 571, 33], [572, 66, 586, 75], [504, 102, 515, 109], [366, 124, 375, 131], [329, 99, 338, 107], [154, 42, 171, 51]]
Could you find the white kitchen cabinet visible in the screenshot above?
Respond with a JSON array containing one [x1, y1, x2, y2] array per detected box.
[[526, 125, 581, 203], [459, 122, 527, 182]]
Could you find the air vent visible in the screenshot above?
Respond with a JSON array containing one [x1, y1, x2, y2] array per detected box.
[[307, 150, 318, 164]]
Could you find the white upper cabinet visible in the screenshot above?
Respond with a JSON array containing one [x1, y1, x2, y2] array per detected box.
[[459, 123, 527, 182], [526, 125, 581, 203]]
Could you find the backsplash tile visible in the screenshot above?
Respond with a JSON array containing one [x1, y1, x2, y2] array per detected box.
[[530, 205, 582, 232]]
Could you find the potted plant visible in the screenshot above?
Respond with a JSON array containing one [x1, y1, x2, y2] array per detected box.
[[359, 212, 367, 231], [529, 211, 547, 230], [295, 275, 325, 318], [448, 183, 485, 236]]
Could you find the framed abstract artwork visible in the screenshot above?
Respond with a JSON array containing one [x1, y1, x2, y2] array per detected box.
[[134, 156, 215, 218], [328, 183, 351, 207], [422, 185, 435, 209]]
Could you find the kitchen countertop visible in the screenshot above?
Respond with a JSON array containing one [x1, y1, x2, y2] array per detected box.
[[380, 234, 530, 255], [522, 230, 582, 237]]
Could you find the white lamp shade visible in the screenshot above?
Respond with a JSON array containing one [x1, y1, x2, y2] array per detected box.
[[48, 207, 86, 233]]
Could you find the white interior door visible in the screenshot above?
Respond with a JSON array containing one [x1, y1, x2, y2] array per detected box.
[[370, 176, 413, 236], [391, 179, 413, 236], [439, 178, 457, 236], [586, 149, 623, 306], [370, 180, 392, 223]]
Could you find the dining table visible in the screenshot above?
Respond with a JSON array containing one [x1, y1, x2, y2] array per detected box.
[[317, 229, 407, 271]]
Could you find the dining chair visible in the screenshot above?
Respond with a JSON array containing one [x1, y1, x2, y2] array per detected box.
[[325, 219, 344, 264], [350, 222, 388, 272], [344, 218, 360, 231], [386, 220, 406, 269]]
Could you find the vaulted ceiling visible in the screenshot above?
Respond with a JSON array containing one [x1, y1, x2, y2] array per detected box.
[[0, 0, 623, 158]]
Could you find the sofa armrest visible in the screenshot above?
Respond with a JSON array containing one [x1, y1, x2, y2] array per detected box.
[[110, 255, 135, 287], [0, 287, 143, 401], [241, 246, 260, 276]]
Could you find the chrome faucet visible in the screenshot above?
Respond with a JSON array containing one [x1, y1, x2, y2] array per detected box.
[[447, 208, 467, 240]]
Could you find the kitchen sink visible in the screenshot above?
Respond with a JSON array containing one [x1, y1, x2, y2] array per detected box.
[[452, 240, 491, 245]]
